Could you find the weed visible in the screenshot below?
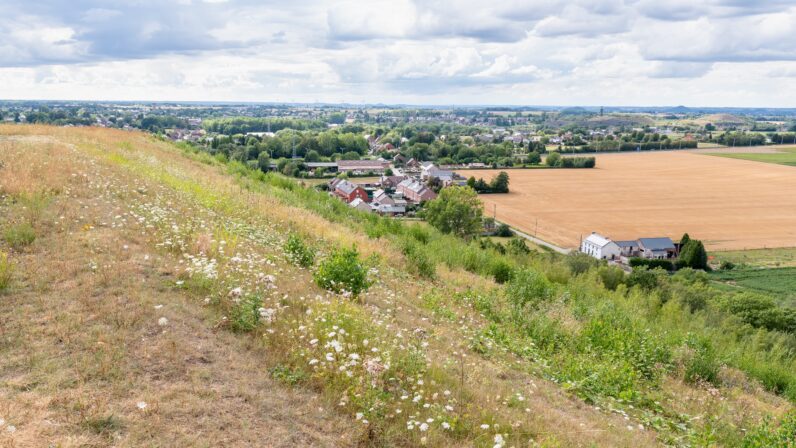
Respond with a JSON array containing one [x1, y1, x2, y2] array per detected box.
[[81, 414, 124, 436], [0, 251, 12, 290], [284, 233, 316, 268], [3, 221, 36, 250]]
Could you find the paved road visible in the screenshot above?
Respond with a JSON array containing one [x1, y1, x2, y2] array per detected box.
[[506, 225, 572, 255]]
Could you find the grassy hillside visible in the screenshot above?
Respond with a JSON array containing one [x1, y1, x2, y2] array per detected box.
[[710, 268, 796, 306], [1, 125, 795, 447]]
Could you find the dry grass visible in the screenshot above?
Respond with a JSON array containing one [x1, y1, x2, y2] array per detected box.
[[463, 151, 796, 251]]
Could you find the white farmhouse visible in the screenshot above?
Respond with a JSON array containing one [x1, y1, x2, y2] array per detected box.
[[581, 232, 621, 260]]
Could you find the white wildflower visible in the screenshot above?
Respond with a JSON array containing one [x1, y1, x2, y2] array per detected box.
[[419, 423, 429, 431], [480, 424, 490, 430], [493, 434, 505, 448], [137, 401, 148, 410], [442, 422, 451, 430], [157, 317, 168, 326]]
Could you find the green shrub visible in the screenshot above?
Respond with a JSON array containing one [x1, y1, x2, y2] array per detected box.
[[407, 225, 430, 244], [506, 269, 552, 308], [720, 260, 736, 270], [0, 251, 12, 291], [629, 257, 674, 271], [566, 252, 597, 275], [491, 260, 513, 284], [495, 223, 513, 237], [401, 241, 435, 279], [314, 246, 371, 296], [598, 266, 625, 291], [284, 233, 315, 268], [229, 294, 263, 333], [683, 337, 721, 385], [3, 222, 36, 250], [742, 411, 796, 448], [626, 268, 659, 290], [506, 238, 530, 255]]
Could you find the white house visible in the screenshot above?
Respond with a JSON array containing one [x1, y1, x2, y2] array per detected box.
[[581, 232, 621, 260]]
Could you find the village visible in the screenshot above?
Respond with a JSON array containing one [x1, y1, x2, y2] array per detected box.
[[326, 158, 469, 216]]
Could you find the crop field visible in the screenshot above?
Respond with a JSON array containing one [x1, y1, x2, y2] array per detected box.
[[710, 267, 796, 306], [462, 151, 796, 251], [708, 146, 796, 167], [712, 247, 796, 268]]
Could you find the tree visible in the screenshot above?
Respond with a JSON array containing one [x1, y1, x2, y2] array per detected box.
[[257, 152, 271, 171], [305, 150, 320, 162], [545, 151, 561, 167], [679, 239, 708, 270], [424, 186, 483, 240], [527, 151, 541, 165], [490, 171, 510, 193], [384, 167, 394, 176]]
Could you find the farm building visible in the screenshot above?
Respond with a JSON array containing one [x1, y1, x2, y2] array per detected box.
[[615, 240, 640, 257], [337, 159, 390, 174], [637, 237, 677, 259], [581, 232, 621, 260]]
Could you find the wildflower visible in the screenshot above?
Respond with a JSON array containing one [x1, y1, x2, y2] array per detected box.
[[6, 425, 15, 433], [419, 423, 429, 431], [493, 434, 505, 448], [309, 359, 319, 365], [228, 287, 243, 298], [310, 339, 319, 345], [157, 317, 168, 326], [441, 422, 451, 430], [355, 412, 364, 420], [480, 424, 490, 430], [325, 353, 335, 362], [137, 401, 148, 410]]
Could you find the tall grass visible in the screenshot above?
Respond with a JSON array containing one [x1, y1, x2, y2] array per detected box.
[[0, 251, 12, 291]]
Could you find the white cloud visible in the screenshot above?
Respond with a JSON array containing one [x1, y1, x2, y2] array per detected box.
[[0, 0, 795, 106]]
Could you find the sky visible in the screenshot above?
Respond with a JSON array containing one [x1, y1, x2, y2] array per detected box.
[[1, 0, 796, 107]]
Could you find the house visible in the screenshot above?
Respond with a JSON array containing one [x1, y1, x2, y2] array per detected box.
[[371, 189, 395, 206], [332, 179, 369, 203], [637, 237, 676, 259], [349, 197, 374, 212], [421, 163, 454, 182], [380, 175, 407, 189], [337, 159, 390, 174], [615, 240, 640, 257], [393, 154, 407, 165], [405, 158, 421, 169], [396, 179, 437, 203], [581, 232, 621, 260]]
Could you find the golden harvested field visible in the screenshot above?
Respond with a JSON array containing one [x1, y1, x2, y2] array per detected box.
[[463, 151, 796, 251]]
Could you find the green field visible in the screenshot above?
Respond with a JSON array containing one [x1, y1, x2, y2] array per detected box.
[[710, 267, 796, 305], [708, 146, 796, 166], [712, 247, 796, 268]]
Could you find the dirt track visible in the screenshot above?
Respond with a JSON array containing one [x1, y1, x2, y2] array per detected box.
[[463, 151, 796, 251]]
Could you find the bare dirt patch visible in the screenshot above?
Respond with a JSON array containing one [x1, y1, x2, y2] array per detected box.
[[463, 151, 796, 250]]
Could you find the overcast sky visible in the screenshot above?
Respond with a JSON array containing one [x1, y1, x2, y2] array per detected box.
[[2, 0, 796, 107]]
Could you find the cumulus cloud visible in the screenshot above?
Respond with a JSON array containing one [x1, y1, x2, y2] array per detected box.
[[1, 0, 795, 105]]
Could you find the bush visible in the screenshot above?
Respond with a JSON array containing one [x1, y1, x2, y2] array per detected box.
[[742, 411, 796, 448], [314, 246, 371, 297], [229, 294, 263, 333], [407, 225, 430, 244], [507, 238, 531, 255], [629, 257, 674, 271], [566, 252, 597, 275], [495, 223, 513, 237], [0, 251, 12, 291], [720, 260, 736, 270], [3, 222, 35, 250], [626, 268, 659, 290], [682, 337, 721, 385], [598, 266, 625, 290], [545, 151, 561, 167], [284, 233, 315, 268], [491, 260, 513, 284], [506, 269, 552, 308], [401, 241, 435, 279]]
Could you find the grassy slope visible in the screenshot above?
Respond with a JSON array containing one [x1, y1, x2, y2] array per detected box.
[[1, 125, 794, 447], [707, 147, 796, 167], [712, 248, 796, 269]]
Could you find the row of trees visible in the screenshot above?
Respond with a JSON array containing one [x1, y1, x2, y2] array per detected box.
[[466, 171, 509, 193]]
